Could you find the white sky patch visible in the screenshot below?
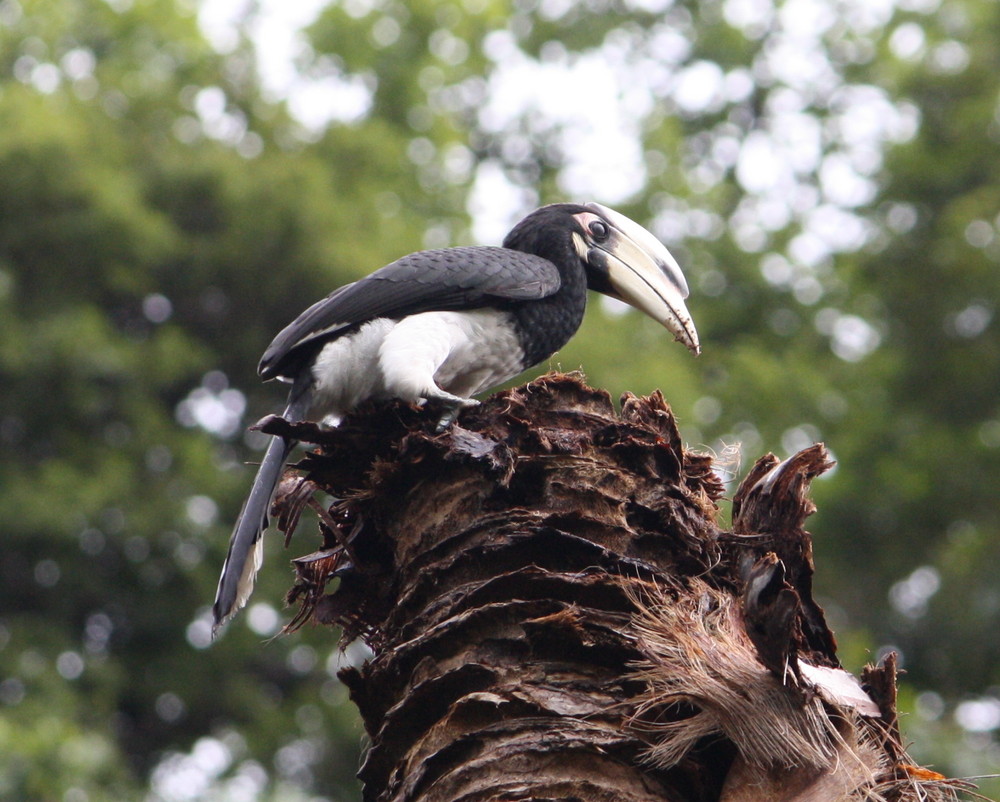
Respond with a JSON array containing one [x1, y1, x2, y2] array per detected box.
[[964, 220, 994, 248], [948, 301, 993, 339], [781, 423, 822, 456], [200, 0, 325, 85], [623, 0, 675, 12], [56, 651, 85, 680], [246, 602, 282, 636], [777, 109, 824, 174], [185, 495, 219, 528], [779, 0, 837, 38], [194, 85, 247, 144], [832, 85, 920, 148], [287, 71, 374, 129], [737, 131, 793, 195], [246, 0, 328, 94], [889, 565, 941, 618], [192, 0, 924, 277], [326, 640, 374, 676], [723, 0, 775, 39], [185, 611, 214, 650], [929, 40, 970, 75], [599, 295, 633, 317], [847, 0, 898, 33], [889, 21, 927, 60], [672, 60, 726, 116], [767, 38, 839, 98], [806, 204, 870, 251], [468, 160, 538, 244], [142, 292, 173, 323], [199, 0, 368, 130], [955, 697, 1000, 733], [820, 154, 877, 207], [176, 371, 247, 438], [728, 33, 916, 269], [646, 24, 694, 72], [197, 0, 249, 53], [148, 737, 236, 802], [830, 313, 882, 361], [478, 51, 649, 204], [176, 385, 246, 437]]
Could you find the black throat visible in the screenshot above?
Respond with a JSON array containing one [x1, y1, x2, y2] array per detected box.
[[502, 208, 589, 368]]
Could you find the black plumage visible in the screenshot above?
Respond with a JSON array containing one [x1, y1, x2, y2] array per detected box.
[[259, 246, 563, 382]]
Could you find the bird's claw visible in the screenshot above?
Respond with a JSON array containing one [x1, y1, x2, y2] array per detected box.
[[434, 398, 480, 432]]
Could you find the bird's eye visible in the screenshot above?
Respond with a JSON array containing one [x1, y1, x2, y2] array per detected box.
[[589, 220, 610, 241]]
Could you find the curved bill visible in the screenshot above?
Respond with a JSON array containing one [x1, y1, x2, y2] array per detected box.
[[585, 202, 700, 355]]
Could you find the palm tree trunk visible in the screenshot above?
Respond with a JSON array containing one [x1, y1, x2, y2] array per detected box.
[[263, 373, 965, 802]]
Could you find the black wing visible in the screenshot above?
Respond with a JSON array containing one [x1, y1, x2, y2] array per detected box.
[[259, 246, 562, 380]]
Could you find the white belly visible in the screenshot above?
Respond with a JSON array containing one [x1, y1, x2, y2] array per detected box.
[[308, 310, 525, 421], [308, 318, 395, 421]]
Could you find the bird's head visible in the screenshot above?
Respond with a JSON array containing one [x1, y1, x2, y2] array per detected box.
[[505, 203, 700, 356]]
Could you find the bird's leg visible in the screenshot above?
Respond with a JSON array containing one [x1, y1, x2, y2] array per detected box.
[[420, 388, 480, 431], [435, 399, 479, 432]]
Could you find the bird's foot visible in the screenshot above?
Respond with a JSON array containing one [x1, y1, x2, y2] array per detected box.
[[431, 396, 480, 432]]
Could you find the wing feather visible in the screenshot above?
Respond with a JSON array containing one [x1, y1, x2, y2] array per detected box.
[[259, 246, 561, 380]]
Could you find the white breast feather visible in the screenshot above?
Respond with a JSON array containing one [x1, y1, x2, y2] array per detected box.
[[310, 318, 396, 419], [308, 311, 526, 420], [379, 310, 525, 400]]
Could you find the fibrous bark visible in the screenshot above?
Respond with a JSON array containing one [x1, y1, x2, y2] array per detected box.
[[260, 372, 973, 802]]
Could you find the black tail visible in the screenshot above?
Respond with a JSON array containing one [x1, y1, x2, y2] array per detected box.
[[212, 381, 311, 634]]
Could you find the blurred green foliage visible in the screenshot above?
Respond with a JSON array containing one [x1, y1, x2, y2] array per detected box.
[[1, 0, 998, 799]]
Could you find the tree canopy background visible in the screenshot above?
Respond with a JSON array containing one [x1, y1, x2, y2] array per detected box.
[[1, 0, 998, 799]]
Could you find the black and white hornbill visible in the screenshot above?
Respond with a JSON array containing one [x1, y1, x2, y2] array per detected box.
[[212, 202, 700, 631]]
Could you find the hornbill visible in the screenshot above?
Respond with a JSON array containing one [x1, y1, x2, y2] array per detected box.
[[212, 202, 700, 631]]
